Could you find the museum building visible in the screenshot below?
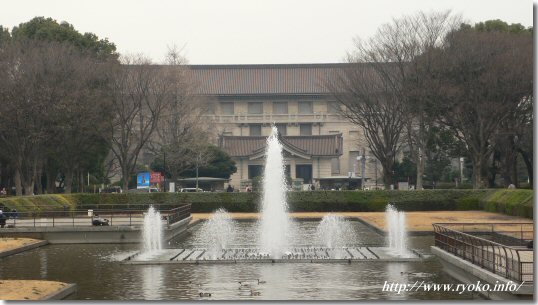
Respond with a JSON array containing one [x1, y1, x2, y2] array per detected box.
[[189, 63, 381, 190]]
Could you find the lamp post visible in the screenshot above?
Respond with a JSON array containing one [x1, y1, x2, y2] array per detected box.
[[459, 157, 464, 185], [357, 148, 367, 190], [374, 159, 378, 190], [163, 149, 166, 192], [196, 152, 201, 191]]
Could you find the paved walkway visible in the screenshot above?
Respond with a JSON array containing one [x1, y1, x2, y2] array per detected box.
[[191, 211, 532, 232]]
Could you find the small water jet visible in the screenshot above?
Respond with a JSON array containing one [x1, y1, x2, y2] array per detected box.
[[199, 208, 236, 259], [142, 205, 163, 254], [386, 204, 408, 257], [316, 214, 354, 258], [259, 125, 291, 257]]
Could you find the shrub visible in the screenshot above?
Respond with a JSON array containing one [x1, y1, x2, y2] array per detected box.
[[0, 189, 531, 218], [480, 189, 533, 218]]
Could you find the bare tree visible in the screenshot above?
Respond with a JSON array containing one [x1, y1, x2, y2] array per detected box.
[[0, 40, 106, 195], [341, 11, 461, 190], [492, 96, 533, 187], [49, 52, 114, 193], [148, 47, 214, 181], [328, 64, 405, 189], [424, 29, 532, 188], [108, 54, 175, 191]]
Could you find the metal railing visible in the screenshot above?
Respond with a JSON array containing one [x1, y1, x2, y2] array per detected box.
[[1, 204, 191, 228], [433, 223, 533, 283], [164, 204, 192, 225]]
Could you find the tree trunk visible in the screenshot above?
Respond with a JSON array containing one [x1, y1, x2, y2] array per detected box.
[[519, 149, 533, 187], [35, 165, 44, 195], [415, 121, 425, 190], [46, 170, 56, 194], [64, 170, 73, 194], [472, 156, 483, 189], [122, 167, 130, 192], [501, 149, 517, 187], [24, 182, 34, 196], [416, 148, 424, 190], [0, 162, 8, 189], [487, 152, 498, 188], [80, 171, 85, 193], [382, 161, 394, 189], [36, 173, 43, 195], [14, 168, 22, 196], [512, 156, 518, 188]]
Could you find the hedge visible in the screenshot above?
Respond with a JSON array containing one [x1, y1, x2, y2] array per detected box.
[[0, 189, 532, 218], [479, 189, 534, 218]]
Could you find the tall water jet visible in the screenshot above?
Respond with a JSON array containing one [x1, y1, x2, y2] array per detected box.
[[143, 205, 163, 253], [386, 204, 408, 257], [259, 125, 290, 257], [199, 208, 236, 259], [315, 214, 354, 258]]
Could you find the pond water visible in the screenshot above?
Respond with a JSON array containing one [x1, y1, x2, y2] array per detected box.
[[0, 220, 482, 300]]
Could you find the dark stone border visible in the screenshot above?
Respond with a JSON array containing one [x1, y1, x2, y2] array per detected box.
[[41, 283, 77, 300]]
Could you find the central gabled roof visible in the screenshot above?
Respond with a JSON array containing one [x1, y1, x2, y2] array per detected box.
[[188, 63, 345, 96], [218, 134, 343, 158]]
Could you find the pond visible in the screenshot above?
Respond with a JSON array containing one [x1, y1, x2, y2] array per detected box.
[[0, 220, 481, 300]]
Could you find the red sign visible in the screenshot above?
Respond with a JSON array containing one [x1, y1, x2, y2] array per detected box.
[[150, 171, 164, 184]]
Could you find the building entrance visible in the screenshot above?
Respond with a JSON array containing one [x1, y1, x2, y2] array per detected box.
[[295, 164, 313, 184]]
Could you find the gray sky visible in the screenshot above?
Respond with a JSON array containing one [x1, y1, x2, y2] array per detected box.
[[1, 0, 533, 64]]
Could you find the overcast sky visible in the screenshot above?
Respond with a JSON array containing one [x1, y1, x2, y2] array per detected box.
[[1, 0, 533, 64]]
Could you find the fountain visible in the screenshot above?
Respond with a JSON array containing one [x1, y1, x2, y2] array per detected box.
[[259, 126, 291, 257], [125, 125, 420, 264], [316, 214, 354, 248], [386, 204, 408, 257], [199, 208, 236, 259], [142, 205, 163, 254], [316, 214, 354, 258]]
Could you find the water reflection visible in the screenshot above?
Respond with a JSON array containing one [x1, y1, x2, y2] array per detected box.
[[39, 251, 47, 279], [141, 265, 163, 300], [386, 263, 408, 300]]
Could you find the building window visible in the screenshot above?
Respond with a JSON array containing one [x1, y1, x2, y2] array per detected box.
[[205, 102, 215, 114], [331, 157, 340, 174], [273, 102, 288, 114], [299, 123, 312, 136], [250, 124, 262, 136], [349, 151, 359, 176], [298, 101, 313, 114], [327, 101, 341, 114], [275, 123, 287, 135], [220, 102, 234, 115], [248, 102, 263, 114]]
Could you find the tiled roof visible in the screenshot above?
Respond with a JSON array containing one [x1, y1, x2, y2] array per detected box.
[[219, 134, 343, 158], [188, 64, 346, 96]]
